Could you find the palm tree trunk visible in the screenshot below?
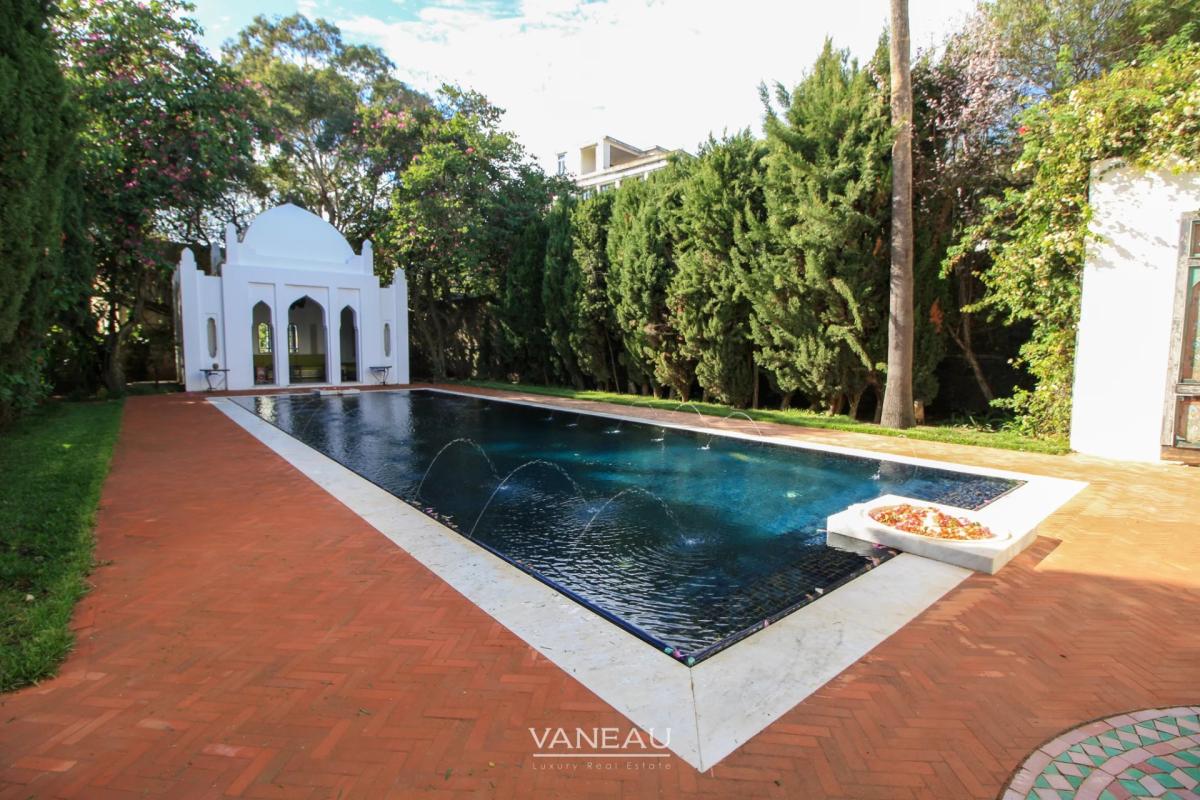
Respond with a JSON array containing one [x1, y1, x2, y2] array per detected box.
[[880, 0, 917, 429]]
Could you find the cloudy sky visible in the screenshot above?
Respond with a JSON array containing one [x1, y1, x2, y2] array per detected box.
[[194, 0, 979, 172]]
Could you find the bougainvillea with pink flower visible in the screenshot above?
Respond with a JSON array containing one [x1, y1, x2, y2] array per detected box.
[[55, 0, 264, 391]]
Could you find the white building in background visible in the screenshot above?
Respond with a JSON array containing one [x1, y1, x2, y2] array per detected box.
[[558, 135, 681, 195], [1069, 160, 1200, 462], [174, 203, 409, 392]]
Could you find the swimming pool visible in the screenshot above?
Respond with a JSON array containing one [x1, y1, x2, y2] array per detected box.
[[232, 389, 1020, 664]]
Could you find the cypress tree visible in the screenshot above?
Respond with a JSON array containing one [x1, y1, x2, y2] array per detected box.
[[0, 0, 75, 421], [749, 39, 893, 416], [541, 195, 585, 388], [567, 193, 620, 390], [605, 164, 693, 397], [499, 216, 557, 383], [605, 179, 658, 392], [671, 133, 766, 408]]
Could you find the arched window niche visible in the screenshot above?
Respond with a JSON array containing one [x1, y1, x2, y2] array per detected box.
[[206, 317, 218, 361], [339, 305, 358, 382], [251, 301, 274, 385]]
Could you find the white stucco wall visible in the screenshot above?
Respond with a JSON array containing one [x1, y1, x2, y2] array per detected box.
[[175, 204, 410, 392], [1070, 161, 1200, 462]]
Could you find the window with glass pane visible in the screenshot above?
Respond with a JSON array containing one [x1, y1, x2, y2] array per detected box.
[[1175, 397, 1200, 447], [256, 322, 272, 354], [1184, 266, 1200, 383]]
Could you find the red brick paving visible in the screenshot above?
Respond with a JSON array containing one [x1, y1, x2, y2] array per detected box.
[[1, 391, 1198, 799]]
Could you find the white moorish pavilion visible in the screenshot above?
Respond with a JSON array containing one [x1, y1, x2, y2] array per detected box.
[[174, 203, 409, 392]]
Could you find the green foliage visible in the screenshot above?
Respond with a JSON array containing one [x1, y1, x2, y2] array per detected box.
[[15, 0, 1192, 439], [542, 195, 585, 388], [983, 0, 1200, 94], [910, 223, 951, 406], [605, 178, 659, 389], [0, 0, 76, 422], [951, 42, 1200, 437], [461, 380, 1069, 454], [222, 14, 428, 238], [750, 40, 893, 414], [1, 400, 122, 691], [57, 0, 261, 392], [383, 86, 553, 379], [671, 133, 766, 407], [498, 216, 557, 383], [567, 193, 620, 389], [606, 163, 694, 397]]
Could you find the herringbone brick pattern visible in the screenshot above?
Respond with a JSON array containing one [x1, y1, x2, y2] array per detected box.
[[1, 392, 1197, 799]]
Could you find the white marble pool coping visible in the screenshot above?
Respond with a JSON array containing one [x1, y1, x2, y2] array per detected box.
[[210, 391, 1085, 771]]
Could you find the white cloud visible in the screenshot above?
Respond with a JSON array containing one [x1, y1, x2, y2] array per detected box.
[[339, 0, 977, 172]]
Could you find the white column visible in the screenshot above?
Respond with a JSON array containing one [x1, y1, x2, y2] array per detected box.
[[328, 292, 342, 386], [176, 248, 204, 391], [274, 284, 289, 388], [394, 268, 410, 384]]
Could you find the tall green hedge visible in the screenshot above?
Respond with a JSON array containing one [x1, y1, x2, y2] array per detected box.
[[0, 0, 75, 422]]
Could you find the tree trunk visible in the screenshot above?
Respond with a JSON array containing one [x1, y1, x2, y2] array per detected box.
[[880, 0, 917, 430], [949, 318, 994, 404], [849, 386, 865, 420], [606, 336, 620, 392], [948, 266, 995, 403], [752, 363, 760, 410], [421, 272, 447, 380], [103, 332, 127, 394], [103, 268, 150, 395]]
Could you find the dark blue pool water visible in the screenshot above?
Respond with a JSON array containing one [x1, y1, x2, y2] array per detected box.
[[232, 389, 1020, 664]]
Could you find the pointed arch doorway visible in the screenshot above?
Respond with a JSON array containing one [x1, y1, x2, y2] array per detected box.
[[251, 302, 275, 385], [339, 306, 359, 382], [287, 296, 327, 383]]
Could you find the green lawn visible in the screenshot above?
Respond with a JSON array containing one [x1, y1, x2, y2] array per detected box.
[[0, 401, 123, 692], [459, 381, 1069, 455]]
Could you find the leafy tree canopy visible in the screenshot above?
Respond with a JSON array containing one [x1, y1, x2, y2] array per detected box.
[[983, 0, 1200, 95], [950, 40, 1200, 436], [383, 86, 554, 379], [56, 0, 262, 391], [222, 14, 428, 237]]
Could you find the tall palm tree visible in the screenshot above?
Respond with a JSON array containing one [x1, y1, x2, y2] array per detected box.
[[880, 0, 917, 428]]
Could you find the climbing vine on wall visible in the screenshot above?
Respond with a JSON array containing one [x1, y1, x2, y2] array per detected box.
[[948, 41, 1200, 438]]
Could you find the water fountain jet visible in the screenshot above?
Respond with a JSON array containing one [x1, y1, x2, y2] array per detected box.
[[467, 460, 587, 539], [414, 438, 500, 501]]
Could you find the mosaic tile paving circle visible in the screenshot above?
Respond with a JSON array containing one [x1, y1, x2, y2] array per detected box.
[[1004, 707, 1200, 800]]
